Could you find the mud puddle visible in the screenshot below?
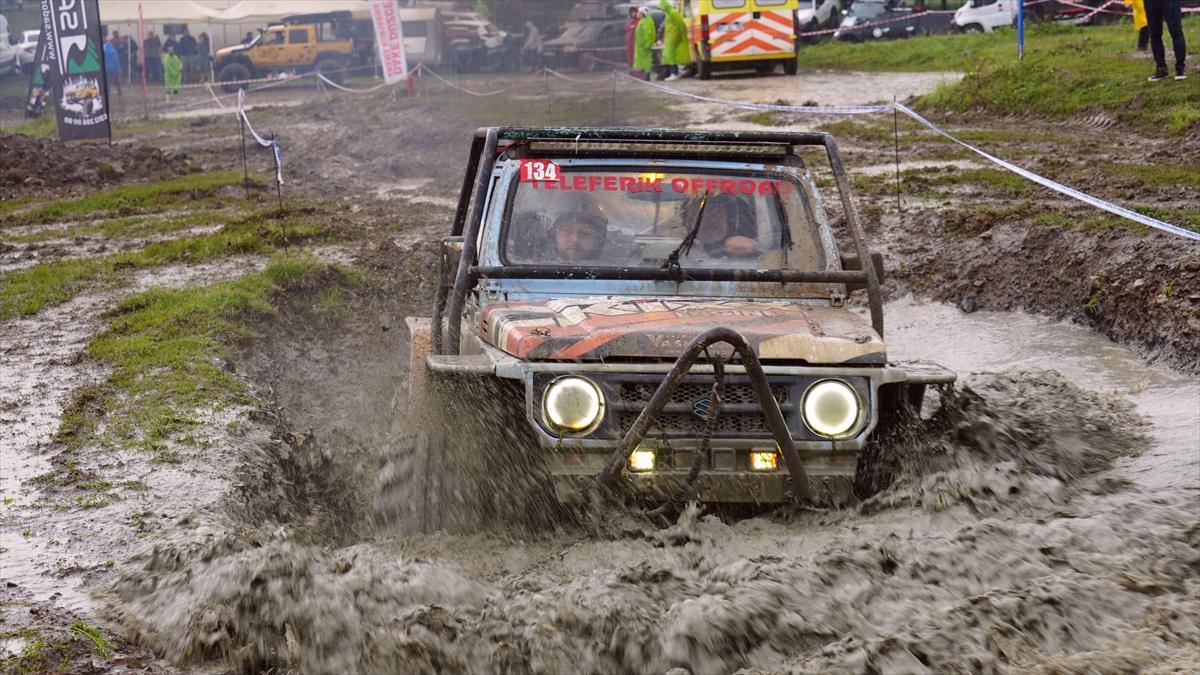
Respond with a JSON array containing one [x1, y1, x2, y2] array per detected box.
[[99, 296, 1199, 673]]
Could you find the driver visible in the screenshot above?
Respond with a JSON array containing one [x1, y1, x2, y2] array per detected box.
[[679, 192, 758, 257], [550, 194, 608, 262]]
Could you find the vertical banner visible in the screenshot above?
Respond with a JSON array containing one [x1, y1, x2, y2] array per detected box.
[[369, 0, 409, 84], [40, 0, 112, 142], [24, 29, 51, 118]]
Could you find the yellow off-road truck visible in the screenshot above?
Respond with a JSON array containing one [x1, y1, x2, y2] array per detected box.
[[214, 11, 361, 92]]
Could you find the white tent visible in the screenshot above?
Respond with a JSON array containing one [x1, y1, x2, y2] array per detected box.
[[216, 1, 373, 22], [97, 1, 228, 23]]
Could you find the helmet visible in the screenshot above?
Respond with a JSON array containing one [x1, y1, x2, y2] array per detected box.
[[552, 192, 608, 233]]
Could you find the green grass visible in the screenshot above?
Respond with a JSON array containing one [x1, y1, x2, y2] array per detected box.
[[52, 256, 356, 459], [2, 170, 247, 227], [4, 116, 56, 138], [0, 209, 238, 244], [0, 204, 334, 319], [1103, 161, 1200, 188], [801, 20, 1200, 134]]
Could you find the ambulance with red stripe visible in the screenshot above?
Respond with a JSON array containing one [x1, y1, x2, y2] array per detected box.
[[680, 0, 802, 79]]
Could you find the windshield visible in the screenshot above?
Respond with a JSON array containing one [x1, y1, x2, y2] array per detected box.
[[503, 167, 824, 271], [849, 2, 888, 18]]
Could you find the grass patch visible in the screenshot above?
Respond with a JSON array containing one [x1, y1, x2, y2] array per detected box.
[[1103, 161, 1200, 189], [4, 116, 57, 138], [1, 630, 72, 675], [0, 209, 238, 244], [69, 622, 113, 659], [801, 20, 1200, 134], [52, 255, 357, 456], [3, 170, 247, 227], [0, 202, 337, 319]]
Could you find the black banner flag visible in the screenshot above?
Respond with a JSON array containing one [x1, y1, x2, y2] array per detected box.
[[24, 29, 51, 119], [40, 0, 112, 142]]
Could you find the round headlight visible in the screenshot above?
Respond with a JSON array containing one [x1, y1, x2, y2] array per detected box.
[[802, 379, 862, 439], [543, 376, 604, 433]]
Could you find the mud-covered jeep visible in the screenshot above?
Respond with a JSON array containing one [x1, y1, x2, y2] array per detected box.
[[384, 128, 954, 531]]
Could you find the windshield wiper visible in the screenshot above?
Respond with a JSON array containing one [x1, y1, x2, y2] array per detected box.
[[662, 190, 709, 279]]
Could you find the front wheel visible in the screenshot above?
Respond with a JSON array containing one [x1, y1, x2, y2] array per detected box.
[[963, 23, 985, 34], [697, 57, 712, 80], [314, 56, 346, 84], [783, 56, 798, 76]]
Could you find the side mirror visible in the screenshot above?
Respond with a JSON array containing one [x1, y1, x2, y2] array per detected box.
[[8, 34, 18, 46], [839, 251, 885, 290]]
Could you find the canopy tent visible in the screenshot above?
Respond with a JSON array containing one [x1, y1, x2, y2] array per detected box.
[[97, 0, 227, 23], [216, 1, 373, 22]]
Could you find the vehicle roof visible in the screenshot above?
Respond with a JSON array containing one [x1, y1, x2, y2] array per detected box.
[[487, 127, 835, 161]]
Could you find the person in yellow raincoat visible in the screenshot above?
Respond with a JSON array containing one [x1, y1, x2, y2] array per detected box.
[[659, 0, 691, 81], [162, 45, 183, 99], [1124, 0, 1149, 52], [633, 5, 656, 81]]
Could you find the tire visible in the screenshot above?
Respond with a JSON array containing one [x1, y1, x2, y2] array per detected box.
[[783, 56, 798, 76], [314, 55, 346, 85], [697, 57, 712, 80], [217, 61, 252, 93], [375, 431, 445, 534], [852, 384, 924, 500], [963, 23, 985, 33]]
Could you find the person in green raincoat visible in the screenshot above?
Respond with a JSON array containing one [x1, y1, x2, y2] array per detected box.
[[633, 5, 656, 81], [162, 45, 183, 98], [659, 0, 691, 80]]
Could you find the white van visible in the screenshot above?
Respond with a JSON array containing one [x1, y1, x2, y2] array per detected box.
[[953, 0, 1016, 33]]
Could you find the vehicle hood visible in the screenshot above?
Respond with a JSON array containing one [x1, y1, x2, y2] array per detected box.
[[481, 298, 885, 363], [215, 44, 248, 58]]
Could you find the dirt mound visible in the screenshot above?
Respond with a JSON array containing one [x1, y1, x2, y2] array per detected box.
[[0, 133, 190, 200]]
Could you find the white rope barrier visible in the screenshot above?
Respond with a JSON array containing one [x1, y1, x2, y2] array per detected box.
[[236, 89, 283, 185], [618, 73, 1199, 241]]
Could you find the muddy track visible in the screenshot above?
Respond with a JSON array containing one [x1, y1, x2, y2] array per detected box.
[[2, 70, 1197, 673]]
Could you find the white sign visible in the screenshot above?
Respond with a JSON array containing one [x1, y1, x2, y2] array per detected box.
[[369, 0, 408, 84]]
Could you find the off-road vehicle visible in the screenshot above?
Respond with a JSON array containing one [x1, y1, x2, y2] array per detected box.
[[380, 127, 954, 532], [214, 11, 361, 92]]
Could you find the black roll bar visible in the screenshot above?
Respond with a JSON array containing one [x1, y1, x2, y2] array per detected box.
[[471, 265, 869, 286], [596, 327, 813, 503], [445, 128, 498, 356], [824, 135, 884, 336]]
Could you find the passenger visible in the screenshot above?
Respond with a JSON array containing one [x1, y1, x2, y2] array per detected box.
[[679, 193, 758, 257]]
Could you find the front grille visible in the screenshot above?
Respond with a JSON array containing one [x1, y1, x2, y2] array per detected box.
[[613, 378, 792, 438]]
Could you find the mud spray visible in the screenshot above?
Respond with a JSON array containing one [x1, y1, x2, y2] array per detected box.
[[98, 297, 1199, 674]]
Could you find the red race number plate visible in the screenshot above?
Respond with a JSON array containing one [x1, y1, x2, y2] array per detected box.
[[519, 159, 561, 183]]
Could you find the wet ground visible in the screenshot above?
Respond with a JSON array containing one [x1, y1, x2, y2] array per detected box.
[[1, 67, 1197, 673]]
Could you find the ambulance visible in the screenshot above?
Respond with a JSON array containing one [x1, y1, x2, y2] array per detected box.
[[679, 0, 802, 79]]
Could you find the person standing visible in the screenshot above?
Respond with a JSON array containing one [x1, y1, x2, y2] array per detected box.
[[177, 28, 198, 83], [144, 31, 162, 83], [1125, 0, 1149, 52], [1144, 0, 1187, 80], [162, 45, 182, 99], [625, 5, 639, 71], [197, 33, 212, 83], [633, 5, 656, 81], [521, 21, 543, 72], [104, 36, 122, 95], [659, 0, 690, 81]]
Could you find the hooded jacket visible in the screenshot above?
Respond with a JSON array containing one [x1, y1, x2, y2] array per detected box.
[[633, 13, 656, 72], [660, 0, 691, 66]]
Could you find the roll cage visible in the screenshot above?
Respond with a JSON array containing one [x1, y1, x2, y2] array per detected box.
[[433, 127, 884, 356]]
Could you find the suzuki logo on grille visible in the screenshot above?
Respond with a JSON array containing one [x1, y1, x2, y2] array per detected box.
[[691, 396, 712, 419]]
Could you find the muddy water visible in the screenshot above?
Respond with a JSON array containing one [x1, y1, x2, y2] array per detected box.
[[105, 299, 1198, 674]]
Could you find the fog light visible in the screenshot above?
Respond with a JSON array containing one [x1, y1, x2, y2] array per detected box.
[[749, 451, 778, 471], [629, 450, 656, 472]]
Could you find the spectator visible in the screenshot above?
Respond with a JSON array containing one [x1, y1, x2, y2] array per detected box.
[[521, 21, 543, 72], [127, 34, 139, 82], [1144, 0, 1187, 80], [164, 32, 179, 60], [144, 31, 162, 83], [625, 6, 639, 71], [162, 45, 182, 98], [197, 33, 212, 83], [177, 27, 198, 83], [633, 5, 655, 81], [659, 0, 691, 81], [104, 37, 122, 95], [243, 31, 255, 45], [1124, 0, 1149, 52]]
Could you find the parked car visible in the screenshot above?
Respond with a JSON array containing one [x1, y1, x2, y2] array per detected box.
[[797, 0, 843, 42], [0, 14, 20, 76], [16, 28, 37, 72], [543, 17, 628, 71], [834, 0, 957, 41], [444, 18, 518, 72], [952, 0, 1016, 32]]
